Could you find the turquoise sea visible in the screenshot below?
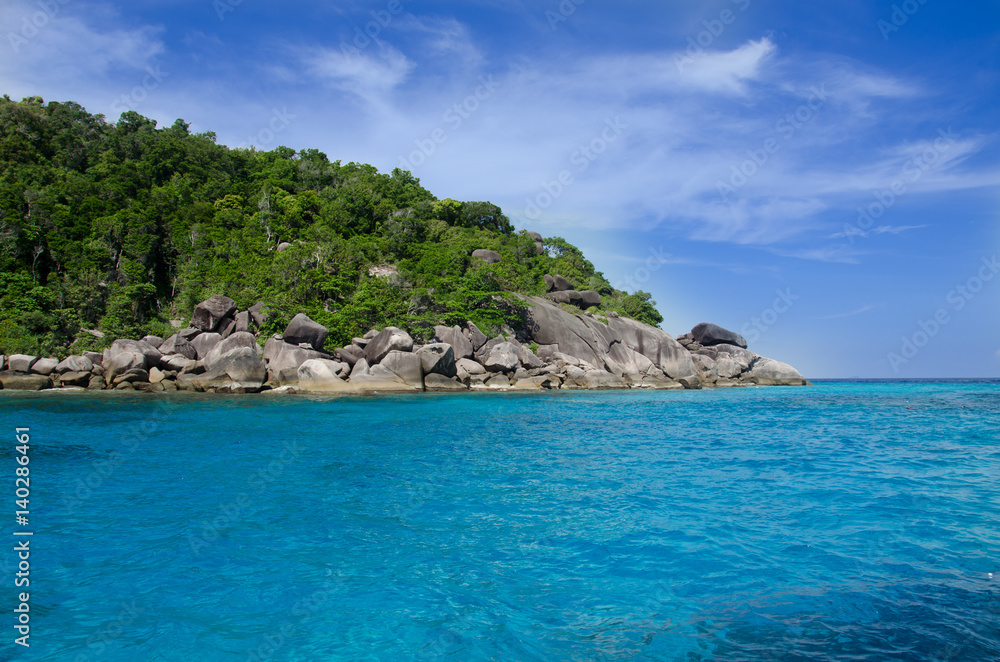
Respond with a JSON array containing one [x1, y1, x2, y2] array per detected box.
[[1, 381, 998, 661]]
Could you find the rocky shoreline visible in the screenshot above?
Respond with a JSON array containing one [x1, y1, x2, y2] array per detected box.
[[0, 288, 807, 395]]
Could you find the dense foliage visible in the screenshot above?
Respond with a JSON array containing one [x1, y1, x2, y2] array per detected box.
[[0, 96, 663, 356]]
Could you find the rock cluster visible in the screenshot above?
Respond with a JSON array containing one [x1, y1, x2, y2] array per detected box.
[[676, 324, 806, 386], [0, 296, 806, 394], [543, 274, 602, 310]]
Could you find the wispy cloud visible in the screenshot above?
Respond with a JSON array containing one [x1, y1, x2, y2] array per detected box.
[[828, 224, 928, 239], [817, 303, 883, 320]]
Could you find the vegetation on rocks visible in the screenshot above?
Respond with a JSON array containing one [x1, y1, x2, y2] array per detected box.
[[0, 96, 662, 357]]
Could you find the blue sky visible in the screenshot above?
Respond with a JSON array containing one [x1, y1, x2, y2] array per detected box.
[[2, 0, 998, 378]]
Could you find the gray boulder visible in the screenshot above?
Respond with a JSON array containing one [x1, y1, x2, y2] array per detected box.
[[456, 358, 486, 375], [465, 321, 488, 351], [193, 347, 267, 393], [297, 359, 353, 393], [433, 325, 474, 360], [234, 311, 250, 334], [217, 317, 237, 339], [0, 373, 51, 390], [416, 343, 457, 378], [56, 355, 94, 374], [334, 347, 362, 368], [380, 351, 424, 389], [424, 374, 468, 391], [108, 339, 162, 366], [471, 249, 501, 264], [579, 290, 601, 308], [203, 332, 260, 368], [191, 295, 237, 332], [248, 302, 268, 327], [178, 327, 201, 340], [744, 358, 806, 385], [83, 351, 104, 366], [691, 322, 748, 349], [484, 342, 520, 373], [58, 371, 92, 387], [105, 352, 146, 383], [30, 358, 58, 376], [190, 333, 223, 360], [543, 275, 556, 292], [8, 354, 37, 373], [552, 275, 573, 292], [159, 334, 197, 360], [363, 327, 413, 365], [283, 313, 329, 351], [140, 335, 164, 348], [263, 336, 328, 384]]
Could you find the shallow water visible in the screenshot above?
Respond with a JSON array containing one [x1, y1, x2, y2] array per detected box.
[[2, 382, 998, 661]]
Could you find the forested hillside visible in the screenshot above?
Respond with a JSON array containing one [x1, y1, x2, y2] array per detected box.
[[0, 96, 661, 356]]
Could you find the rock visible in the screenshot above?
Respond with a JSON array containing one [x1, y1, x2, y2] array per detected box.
[[334, 347, 362, 368], [456, 358, 486, 375], [363, 329, 379, 340], [716, 355, 742, 379], [363, 327, 413, 365], [471, 249, 501, 264], [30, 358, 58, 376], [190, 333, 223, 360], [159, 334, 198, 360], [579, 290, 602, 308], [148, 367, 166, 384], [552, 275, 573, 292], [526, 231, 543, 242], [379, 351, 424, 389], [0, 373, 51, 390], [217, 317, 237, 339], [543, 275, 556, 292], [297, 359, 353, 393], [203, 332, 260, 368], [234, 311, 250, 334], [424, 374, 469, 392], [133, 382, 161, 393], [690, 354, 718, 384], [510, 375, 561, 390], [484, 342, 520, 373], [283, 313, 329, 351], [466, 321, 488, 351], [517, 345, 544, 369], [416, 343, 457, 378], [744, 358, 806, 385], [113, 368, 149, 385], [713, 343, 757, 372], [56, 355, 93, 374], [484, 374, 510, 389], [87, 375, 106, 390], [263, 337, 328, 385], [248, 302, 268, 327], [109, 339, 162, 366], [161, 355, 195, 373], [349, 359, 418, 392], [179, 327, 201, 340], [691, 322, 748, 349], [548, 290, 583, 306], [433, 325, 474, 360], [105, 352, 146, 383], [277, 242, 292, 252], [7, 355, 37, 373], [58, 371, 92, 387], [140, 335, 164, 349], [83, 351, 104, 366], [194, 347, 267, 393], [191, 295, 237, 332]]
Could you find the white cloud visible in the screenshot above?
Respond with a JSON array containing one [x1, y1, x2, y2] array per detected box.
[[302, 44, 413, 110], [817, 304, 883, 320]]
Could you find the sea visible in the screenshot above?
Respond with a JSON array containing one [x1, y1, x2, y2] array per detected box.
[[1, 380, 997, 661]]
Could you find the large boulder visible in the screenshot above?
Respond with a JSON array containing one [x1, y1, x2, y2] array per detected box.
[[282, 313, 329, 351], [471, 249, 501, 264], [691, 322, 748, 349], [456, 358, 486, 375], [234, 311, 250, 334], [108, 339, 162, 366], [333, 347, 363, 368], [104, 351, 146, 383], [415, 343, 457, 378], [380, 351, 424, 389], [30, 358, 58, 376], [744, 358, 806, 385], [551, 275, 573, 292], [56, 355, 94, 374], [466, 321, 488, 351], [0, 373, 51, 390], [433, 325, 473, 360], [8, 355, 38, 373], [190, 333, 223, 360], [191, 295, 237, 332], [248, 302, 268, 327], [159, 334, 197, 360], [203, 332, 260, 368], [349, 358, 419, 392], [424, 374, 469, 392], [297, 359, 353, 394], [484, 342, 520, 373], [193, 347, 266, 393], [363, 327, 413, 365], [263, 336, 328, 385], [140, 335, 164, 349], [58, 371, 92, 388], [548, 290, 583, 306], [579, 290, 602, 308]]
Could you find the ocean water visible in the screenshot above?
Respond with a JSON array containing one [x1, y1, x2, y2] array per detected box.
[[1, 381, 998, 661]]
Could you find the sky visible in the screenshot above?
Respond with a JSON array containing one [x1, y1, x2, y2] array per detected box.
[[1, 0, 998, 378]]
